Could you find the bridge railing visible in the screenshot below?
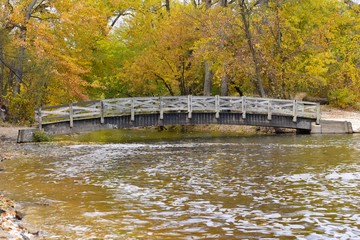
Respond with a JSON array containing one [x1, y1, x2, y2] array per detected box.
[[35, 96, 320, 128]]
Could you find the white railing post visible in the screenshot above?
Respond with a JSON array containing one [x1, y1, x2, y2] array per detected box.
[[188, 95, 192, 119], [316, 103, 321, 125], [215, 95, 220, 118], [267, 100, 272, 121], [69, 103, 74, 128], [131, 98, 135, 121], [242, 96, 246, 119], [100, 100, 104, 124], [292, 100, 297, 122], [159, 96, 164, 120], [37, 107, 42, 130]]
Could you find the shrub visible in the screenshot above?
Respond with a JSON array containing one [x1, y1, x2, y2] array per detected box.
[[33, 131, 53, 142], [328, 88, 357, 109]]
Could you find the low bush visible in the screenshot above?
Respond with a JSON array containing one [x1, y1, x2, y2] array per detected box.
[[33, 131, 53, 142]]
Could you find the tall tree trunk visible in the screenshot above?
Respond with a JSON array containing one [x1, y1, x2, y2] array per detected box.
[[268, 1, 285, 98], [239, 0, 266, 97], [13, 0, 38, 96], [274, 3, 286, 98], [203, 62, 213, 96], [192, 0, 200, 8], [8, 60, 15, 95], [203, 0, 213, 96], [0, 64, 3, 102], [220, 71, 230, 96], [220, 64, 230, 96], [205, 0, 212, 9], [13, 32, 25, 95], [220, 0, 230, 96], [165, 0, 170, 13], [0, 36, 4, 102], [220, 0, 227, 7], [179, 59, 187, 95], [233, 84, 244, 96]]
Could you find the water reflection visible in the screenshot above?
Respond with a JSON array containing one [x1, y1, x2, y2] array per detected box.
[[0, 132, 360, 239]]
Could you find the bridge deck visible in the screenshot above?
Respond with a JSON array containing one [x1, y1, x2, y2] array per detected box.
[[36, 96, 320, 134]]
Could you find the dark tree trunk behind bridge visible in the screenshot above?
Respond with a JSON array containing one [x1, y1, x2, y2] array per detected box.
[[239, 0, 266, 97]]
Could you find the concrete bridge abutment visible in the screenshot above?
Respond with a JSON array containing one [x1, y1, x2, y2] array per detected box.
[[311, 120, 353, 134]]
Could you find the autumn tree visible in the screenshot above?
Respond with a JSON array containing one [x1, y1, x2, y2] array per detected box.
[[237, 0, 266, 97], [111, 2, 203, 96], [203, 0, 214, 96], [258, 0, 359, 105], [0, 0, 116, 122]]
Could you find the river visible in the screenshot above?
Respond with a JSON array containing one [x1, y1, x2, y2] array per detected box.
[[1, 129, 360, 239]]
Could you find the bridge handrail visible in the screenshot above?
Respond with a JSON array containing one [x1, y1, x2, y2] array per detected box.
[[35, 96, 321, 128]]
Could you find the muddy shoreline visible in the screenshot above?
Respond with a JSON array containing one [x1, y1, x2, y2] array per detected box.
[[0, 130, 40, 239]]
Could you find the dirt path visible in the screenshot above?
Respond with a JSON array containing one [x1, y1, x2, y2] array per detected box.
[[0, 127, 23, 142]]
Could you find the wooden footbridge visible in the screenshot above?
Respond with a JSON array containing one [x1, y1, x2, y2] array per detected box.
[[32, 96, 321, 136]]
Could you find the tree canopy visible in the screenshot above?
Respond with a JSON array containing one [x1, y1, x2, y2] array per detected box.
[[1, 0, 359, 123]]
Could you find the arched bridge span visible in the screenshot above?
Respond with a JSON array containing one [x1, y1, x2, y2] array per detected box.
[[36, 96, 321, 135]]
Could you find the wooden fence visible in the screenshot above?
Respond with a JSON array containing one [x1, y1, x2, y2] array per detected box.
[[36, 96, 321, 129]]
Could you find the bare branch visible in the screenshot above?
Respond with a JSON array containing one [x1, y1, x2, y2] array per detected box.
[[0, 57, 22, 81], [153, 73, 175, 96], [25, 0, 39, 20], [110, 11, 125, 28], [109, 10, 135, 31], [6, 0, 13, 12]]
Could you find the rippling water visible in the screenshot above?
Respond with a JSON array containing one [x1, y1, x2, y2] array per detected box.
[[1, 131, 360, 239]]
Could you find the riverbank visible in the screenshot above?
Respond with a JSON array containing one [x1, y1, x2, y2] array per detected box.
[[0, 195, 37, 239], [0, 127, 39, 239]]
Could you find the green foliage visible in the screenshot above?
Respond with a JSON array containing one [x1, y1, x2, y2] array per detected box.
[[33, 131, 53, 142], [328, 88, 358, 109], [7, 94, 35, 125]]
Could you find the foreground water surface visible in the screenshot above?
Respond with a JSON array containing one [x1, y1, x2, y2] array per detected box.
[[1, 130, 360, 239]]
